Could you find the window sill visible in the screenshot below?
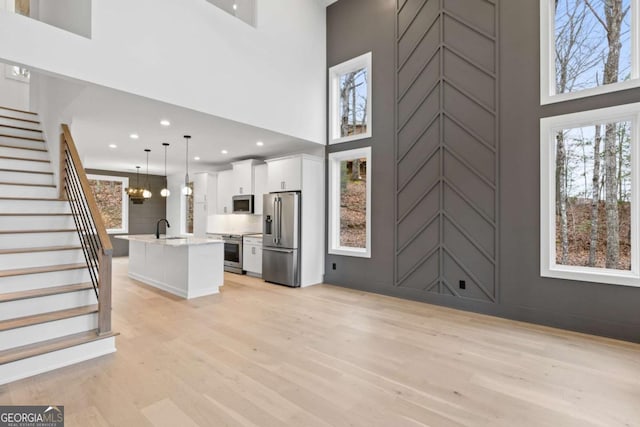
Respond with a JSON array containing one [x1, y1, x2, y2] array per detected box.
[[330, 131, 372, 145], [541, 79, 640, 106], [329, 247, 371, 258], [541, 264, 640, 288]]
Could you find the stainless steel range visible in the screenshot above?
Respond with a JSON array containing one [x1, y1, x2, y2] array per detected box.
[[217, 234, 243, 274]]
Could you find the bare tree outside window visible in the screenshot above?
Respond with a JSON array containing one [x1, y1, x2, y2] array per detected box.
[[553, 0, 632, 270], [554, 121, 632, 270], [339, 68, 368, 138], [339, 158, 367, 248]]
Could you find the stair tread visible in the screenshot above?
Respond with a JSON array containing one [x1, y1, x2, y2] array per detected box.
[[0, 124, 42, 133], [0, 213, 71, 217], [0, 181, 55, 188], [0, 134, 45, 142], [0, 106, 37, 116], [0, 245, 81, 255], [0, 329, 117, 366], [0, 114, 40, 125], [0, 143, 47, 152], [0, 304, 98, 332], [0, 283, 94, 303], [0, 168, 53, 175], [0, 155, 49, 163], [0, 229, 76, 235], [0, 197, 63, 201], [0, 263, 86, 278]]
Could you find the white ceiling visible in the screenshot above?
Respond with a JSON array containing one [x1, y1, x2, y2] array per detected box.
[[69, 85, 324, 176]]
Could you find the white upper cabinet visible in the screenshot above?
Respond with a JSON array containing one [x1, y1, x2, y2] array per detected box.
[[266, 156, 303, 192], [216, 170, 233, 215], [253, 164, 268, 215], [232, 159, 258, 195]]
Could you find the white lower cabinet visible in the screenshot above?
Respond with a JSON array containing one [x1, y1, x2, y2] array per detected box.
[[243, 236, 262, 276]]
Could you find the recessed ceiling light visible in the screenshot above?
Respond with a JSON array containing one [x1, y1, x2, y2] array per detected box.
[[256, 141, 264, 146], [194, 156, 201, 161], [108, 144, 118, 149], [160, 120, 171, 127], [221, 150, 228, 154], [129, 133, 139, 139], [233, 3, 238, 10]]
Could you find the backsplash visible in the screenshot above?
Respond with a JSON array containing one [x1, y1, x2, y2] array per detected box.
[[207, 214, 262, 234]]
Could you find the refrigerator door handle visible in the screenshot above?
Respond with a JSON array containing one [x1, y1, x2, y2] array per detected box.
[[263, 247, 294, 254], [277, 197, 283, 246], [273, 197, 279, 245]]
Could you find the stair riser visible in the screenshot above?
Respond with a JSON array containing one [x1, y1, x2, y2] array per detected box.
[[0, 184, 58, 198], [0, 290, 95, 322], [0, 170, 54, 185], [0, 136, 46, 150], [0, 126, 43, 140], [0, 336, 115, 386], [0, 157, 51, 173], [0, 146, 49, 161], [0, 249, 85, 269], [0, 215, 76, 232], [0, 231, 79, 249], [0, 117, 41, 130], [0, 108, 38, 122], [0, 199, 70, 214], [0, 269, 90, 293], [0, 313, 97, 351]]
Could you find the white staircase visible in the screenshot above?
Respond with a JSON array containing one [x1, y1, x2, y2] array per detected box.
[[0, 106, 116, 385]]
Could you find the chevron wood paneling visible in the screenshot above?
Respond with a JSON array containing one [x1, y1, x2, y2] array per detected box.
[[394, 0, 499, 302]]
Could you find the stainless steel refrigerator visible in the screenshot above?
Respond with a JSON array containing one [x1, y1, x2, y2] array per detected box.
[[262, 192, 301, 287]]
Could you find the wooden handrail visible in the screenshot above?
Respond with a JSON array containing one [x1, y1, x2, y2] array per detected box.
[[60, 123, 113, 335], [60, 124, 113, 255]]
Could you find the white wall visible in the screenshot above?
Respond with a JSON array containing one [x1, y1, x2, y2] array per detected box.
[[0, 62, 29, 110], [0, 2, 28, 110], [0, 0, 326, 145]]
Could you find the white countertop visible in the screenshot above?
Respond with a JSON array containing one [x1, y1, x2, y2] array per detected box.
[[116, 235, 224, 246]]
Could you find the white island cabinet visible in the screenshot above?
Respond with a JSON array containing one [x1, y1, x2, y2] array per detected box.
[[116, 235, 224, 299]]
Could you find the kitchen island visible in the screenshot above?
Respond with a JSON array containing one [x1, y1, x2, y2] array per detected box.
[[116, 235, 224, 299]]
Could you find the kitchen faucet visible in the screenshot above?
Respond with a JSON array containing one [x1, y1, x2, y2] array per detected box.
[[156, 219, 170, 239]]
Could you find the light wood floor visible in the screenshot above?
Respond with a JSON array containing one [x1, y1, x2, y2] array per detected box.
[[1, 258, 639, 426]]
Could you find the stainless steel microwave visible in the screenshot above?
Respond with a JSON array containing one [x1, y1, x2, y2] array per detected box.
[[232, 194, 254, 214]]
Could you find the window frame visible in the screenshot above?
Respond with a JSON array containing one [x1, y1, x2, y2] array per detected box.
[[328, 52, 373, 145], [87, 174, 129, 235], [328, 146, 372, 258], [540, 0, 640, 105], [540, 103, 640, 287]]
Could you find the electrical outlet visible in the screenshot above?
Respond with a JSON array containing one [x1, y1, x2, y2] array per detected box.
[[459, 280, 466, 290], [332, 263, 337, 270]]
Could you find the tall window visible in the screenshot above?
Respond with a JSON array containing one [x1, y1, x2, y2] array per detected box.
[[184, 182, 194, 235], [329, 52, 372, 144], [328, 147, 372, 258], [87, 175, 129, 234], [540, 104, 639, 286], [541, 0, 639, 103]]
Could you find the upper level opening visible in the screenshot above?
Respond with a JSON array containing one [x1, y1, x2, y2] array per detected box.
[[3, 0, 92, 39]]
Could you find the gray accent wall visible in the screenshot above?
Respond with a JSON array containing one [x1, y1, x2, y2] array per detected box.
[[326, 0, 640, 342], [86, 169, 167, 257]]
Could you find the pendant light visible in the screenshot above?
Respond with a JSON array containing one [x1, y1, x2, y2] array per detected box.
[[143, 149, 152, 199], [125, 165, 145, 204], [182, 135, 193, 196], [160, 143, 170, 197]]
